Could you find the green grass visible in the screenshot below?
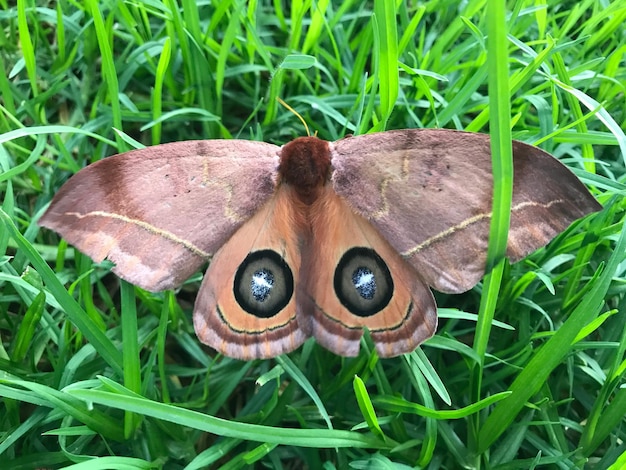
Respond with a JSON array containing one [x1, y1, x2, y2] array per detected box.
[[2, 0, 626, 468]]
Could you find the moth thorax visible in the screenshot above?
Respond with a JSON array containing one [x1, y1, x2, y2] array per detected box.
[[334, 247, 394, 317], [233, 250, 294, 318], [278, 136, 332, 201]]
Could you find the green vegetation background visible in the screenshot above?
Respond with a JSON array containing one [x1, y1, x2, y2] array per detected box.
[[1, 0, 625, 468]]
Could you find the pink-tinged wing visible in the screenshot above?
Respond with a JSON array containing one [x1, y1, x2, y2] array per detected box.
[[331, 129, 602, 294], [40, 140, 280, 292]]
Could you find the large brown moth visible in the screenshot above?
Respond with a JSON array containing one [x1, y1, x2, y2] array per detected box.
[[40, 129, 602, 360]]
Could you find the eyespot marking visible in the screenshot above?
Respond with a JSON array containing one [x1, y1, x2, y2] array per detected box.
[[234, 249, 294, 318], [334, 247, 393, 317]]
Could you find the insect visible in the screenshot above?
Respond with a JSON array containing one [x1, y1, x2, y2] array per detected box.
[[40, 129, 602, 359]]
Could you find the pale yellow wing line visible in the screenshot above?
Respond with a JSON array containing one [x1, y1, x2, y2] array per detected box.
[[402, 199, 566, 257], [64, 210, 211, 259], [370, 153, 411, 220]]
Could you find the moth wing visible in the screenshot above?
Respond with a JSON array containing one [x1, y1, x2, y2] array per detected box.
[[193, 185, 308, 360], [331, 129, 601, 294], [298, 187, 437, 358], [40, 140, 280, 291]]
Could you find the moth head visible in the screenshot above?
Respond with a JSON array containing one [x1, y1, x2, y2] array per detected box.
[[279, 136, 332, 197]]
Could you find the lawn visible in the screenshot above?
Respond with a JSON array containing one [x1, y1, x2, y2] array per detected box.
[[1, 0, 626, 468]]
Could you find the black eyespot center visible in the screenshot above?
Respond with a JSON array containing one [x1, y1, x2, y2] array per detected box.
[[250, 268, 274, 302], [352, 266, 376, 300]]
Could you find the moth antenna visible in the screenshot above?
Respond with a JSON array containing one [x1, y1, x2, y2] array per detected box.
[[277, 97, 311, 137]]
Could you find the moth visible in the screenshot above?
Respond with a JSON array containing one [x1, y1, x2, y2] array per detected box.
[[40, 129, 601, 360]]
